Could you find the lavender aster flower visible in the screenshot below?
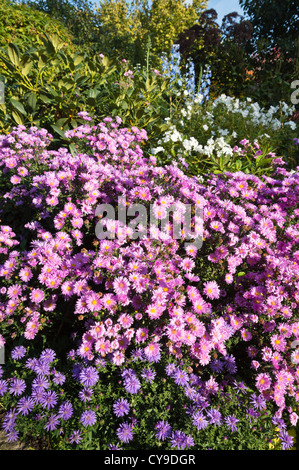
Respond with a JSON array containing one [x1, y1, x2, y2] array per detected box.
[[0, 379, 8, 396], [32, 376, 49, 390], [225, 414, 239, 432], [113, 398, 130, 417], [40, 390, 58, 410], [207, 408, 222, 426], [123, 375, 141, 394], [79, 387, 93, 402], [192, 411, 209, 430], [155, 420, 172, 441], [53, 372, 66, 385], [6, 429, 19, 443], [79, 366, 99, 387], [170, 430, 189, 450], [141, 367, 156, 383], [58, 401, 73, 421], [9, 378, 26, 396], [44, 413, 60, 432], [173, 368, 189, 387], [34, 360, 51, 376], [11, 346, 27, 360], [279, 430, 294, 450], [40, 348, 56, 363], [69, 430, 82, 444], [80, 409, 97, 427], [17, 396, 35, 416], [116, 422, 134, 443]]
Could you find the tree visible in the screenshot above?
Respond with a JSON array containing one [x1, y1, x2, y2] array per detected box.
[[240, 0, 299, 53], [175, 9, 253, 98], [19, 0, 208, 65], [240, 0, 299, 105]]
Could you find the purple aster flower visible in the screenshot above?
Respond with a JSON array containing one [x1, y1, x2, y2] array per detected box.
[[207, 408, 222, 426], [113, 398, 130, 417], [170, 430, 189, 450], [225, 414, 239, 432], [279, 430, 294, 450], [185, 434, 195, 448], [155, 420, 172, 441], [58, 401, 73, 421], [44, 413, 60, 432], [11, 346, 27, 360], [16, 396, 35, 416], [2, 413, 17, 432], [34, 360, 51, 376], [108, 443, 123, 450], [131, 348, 144, 361], [40, 390, 58, 410], [31, 388, 44, 404], [141, 367, 156, 383], [165, 363, 176, 377], [123, 375, 141, 394], [40, 348, 56, 363], [0, 379, 8, 396], [250, 393, 266, 411], [79, 366, 99, 387], [116, 422, 134, 443], [232, 380, 248, 395], [53, 372, 66, 385], [173, 368, 189, 387], [80, 409, 97, 427], [192, 411, 209, 430], [79, 387, 93, 402], [69, 430, 82, 444], [9, 378, 26, 396], [32, 376, 49, 390], [6, 429, 19, 443]]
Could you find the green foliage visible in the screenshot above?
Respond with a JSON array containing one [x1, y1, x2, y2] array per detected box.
[[149, 91, 298, 176], [0, 0, 73, 50], [238, 0, 299, 106], [20, 0, 208, 66], [239, 0, 299, 55], [0, 35, 171, 143]]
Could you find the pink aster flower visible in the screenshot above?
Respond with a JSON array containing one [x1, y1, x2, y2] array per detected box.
[[203, 281, 220, 300], [118, 314, 134, 329], [113, 277, 130, 296], [135, 328, 149, 343], [256, 373, 272, 391], [30, 289, 45, 304], [95, 339, 111, 356], [193, 297, 209, 315], [10, 175, 21, 185], [86, 293, 102, 312], [144, 342, 161, 362]]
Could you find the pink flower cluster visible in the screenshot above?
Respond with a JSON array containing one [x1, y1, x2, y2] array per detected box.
[[0, 117, 299, 427]]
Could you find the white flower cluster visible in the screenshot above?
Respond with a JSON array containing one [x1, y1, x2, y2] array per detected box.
[[150, 93, 297, 164], [152, 124, 235, 159], [211, 94, 296, 131]]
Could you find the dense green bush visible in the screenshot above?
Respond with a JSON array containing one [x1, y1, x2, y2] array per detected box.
[[0, 0, 73, 50], [0, 35, 170, 143]]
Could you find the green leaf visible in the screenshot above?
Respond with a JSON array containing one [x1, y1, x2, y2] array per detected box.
[[11, 109, 24, 125], [7, 43, 20, 67], [21, 59, 33, 76], [51, 124, 66, 138], [10, 98, 27, 115], [27, 93, 37, 111], [74, 54, 85, 66], [69, 143, 78, 156]]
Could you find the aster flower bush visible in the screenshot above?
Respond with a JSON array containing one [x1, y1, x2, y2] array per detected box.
[[0, 117, 298, 450]]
